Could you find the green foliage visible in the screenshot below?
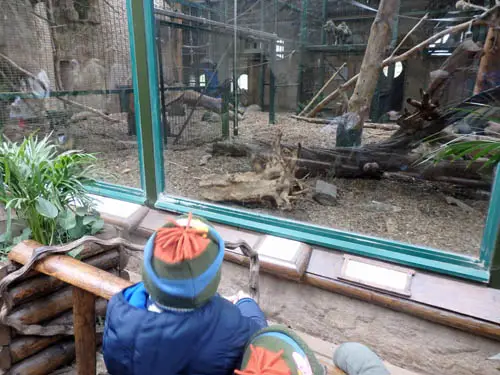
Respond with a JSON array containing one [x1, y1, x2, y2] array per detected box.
[[421, 104, 500, 171], [0, 133, 104, 258], [427, 139, 500, 170]]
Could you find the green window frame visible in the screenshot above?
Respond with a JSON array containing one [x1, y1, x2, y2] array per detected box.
[[89, 0, 500, 286]]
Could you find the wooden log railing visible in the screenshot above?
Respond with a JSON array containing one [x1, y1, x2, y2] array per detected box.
[[7, 241, 345, 375], [8, 241, 133, 375]]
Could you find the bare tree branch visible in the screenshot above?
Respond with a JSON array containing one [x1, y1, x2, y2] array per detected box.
[[389, 13, 428, 59], [305, 5, 500, 118]]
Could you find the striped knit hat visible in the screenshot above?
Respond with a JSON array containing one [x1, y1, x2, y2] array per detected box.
[[237, 325, 325, 375], [142, 213, 224, 309]]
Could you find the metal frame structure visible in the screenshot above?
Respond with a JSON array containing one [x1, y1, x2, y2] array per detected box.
[[87, 0, 500, 288]]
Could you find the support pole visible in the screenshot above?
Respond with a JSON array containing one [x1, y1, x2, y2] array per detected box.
[[296, 0, 309, 110], [269, 40, 277, 124], [486, 164, 500, 289], [156, 19, 170, 140], [259, 0, 265, 110], [233, 0, 239, 136], [127, 0, 163, 203], [73, 287, 96, 375], [319, 0, 328, 89]]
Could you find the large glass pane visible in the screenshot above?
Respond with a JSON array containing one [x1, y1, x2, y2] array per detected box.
[[0, 0, 141, 189], [158, 0, 498, 259]]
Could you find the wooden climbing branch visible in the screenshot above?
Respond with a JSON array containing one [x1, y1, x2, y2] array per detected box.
[[298, 62, 347, 117], [305, 6, 497, 118], [58, 97, 118, 123], [389, 13, 428, 59], [290, 115, 400, 130]]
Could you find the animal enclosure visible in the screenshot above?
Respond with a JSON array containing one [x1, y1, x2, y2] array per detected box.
[[1, 0, 500, 263]]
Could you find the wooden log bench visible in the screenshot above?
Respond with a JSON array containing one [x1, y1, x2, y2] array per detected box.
[[7, 241, 350, 375]]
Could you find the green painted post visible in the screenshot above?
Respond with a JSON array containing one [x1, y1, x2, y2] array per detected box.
[[296, 0, 308, 111], [126, 0, 164, 205], [221, 83, 230, 138], [489, 230, 500, 289], [319, 0, 327, 89], [483, 164, 500, 288], [233, 0, 239, 136], [269, 40, 276, 124], [259, 0, 265, 110]]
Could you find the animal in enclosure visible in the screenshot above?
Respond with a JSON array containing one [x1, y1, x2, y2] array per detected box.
[[55, 131, 76, 154], [323, 20, 353, 45]]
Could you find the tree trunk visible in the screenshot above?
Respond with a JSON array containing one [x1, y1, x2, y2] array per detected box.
[[473, 23, 500, 94], [338, 0, 400, 147]]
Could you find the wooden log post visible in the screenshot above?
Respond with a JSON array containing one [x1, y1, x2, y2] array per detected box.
[[9, 299, 108, 364], [73, 288, 96, 375], [8, 242, 133, 375], [473, 22, 500, 94]]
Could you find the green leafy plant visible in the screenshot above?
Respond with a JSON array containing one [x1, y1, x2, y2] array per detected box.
[[425, 138, 500, 170], [420, 103, 500, 171], [0, 133, 104, 257]]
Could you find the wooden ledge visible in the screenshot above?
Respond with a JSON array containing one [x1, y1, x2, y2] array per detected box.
[[85, 195, 150, 234]]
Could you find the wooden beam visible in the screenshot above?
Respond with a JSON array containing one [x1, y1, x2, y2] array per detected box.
[[8, 241, 132, 300], [474, 25, 500, 94], [73, 287, 96, 375], [9, 250, 120, 306]]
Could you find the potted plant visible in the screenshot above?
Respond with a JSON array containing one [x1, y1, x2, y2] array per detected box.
[[0, 133, 104, 261]]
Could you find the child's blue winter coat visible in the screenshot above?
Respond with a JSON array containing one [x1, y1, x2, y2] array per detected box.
[[103, 282, 267, 375]]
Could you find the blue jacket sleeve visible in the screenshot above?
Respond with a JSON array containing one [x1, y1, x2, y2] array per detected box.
[[235, 297, 267, 330]]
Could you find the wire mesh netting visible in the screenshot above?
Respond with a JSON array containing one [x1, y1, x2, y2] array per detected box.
[[154, 2, 279, 147], [0, 0, 140, 187]]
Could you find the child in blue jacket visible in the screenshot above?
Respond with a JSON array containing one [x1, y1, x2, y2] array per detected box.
[[102, 213, 268, 375]]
